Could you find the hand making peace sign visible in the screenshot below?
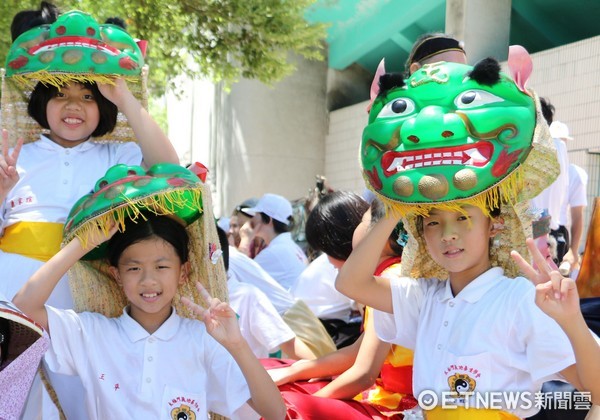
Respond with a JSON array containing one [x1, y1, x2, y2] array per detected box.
[[511, 238, 580, 326], [0, 129, 23, 200]]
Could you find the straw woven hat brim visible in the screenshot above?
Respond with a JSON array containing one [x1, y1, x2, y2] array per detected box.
[[0, 301, 44, 368]]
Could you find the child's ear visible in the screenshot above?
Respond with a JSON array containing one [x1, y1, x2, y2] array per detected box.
[[108, 266, 122, 286], [179, 261, 191, 285], [409, 62, 421, 75]]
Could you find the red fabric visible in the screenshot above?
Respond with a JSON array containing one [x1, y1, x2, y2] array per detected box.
[[263, 359, 405, 419], [280, 390, 400, 420], [374, 256, 402, 276], [378, 364, 413, 395]]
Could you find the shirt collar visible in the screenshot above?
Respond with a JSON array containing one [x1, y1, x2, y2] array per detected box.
[[270, 232, 291, 245], [36, 134, 96, 152], [438, 267, 504, 303], [119, 306, 181, 342]]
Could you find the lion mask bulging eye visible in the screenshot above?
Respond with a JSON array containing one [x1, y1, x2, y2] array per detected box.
[[377, 98, 416, 119], [454, 90, 503, 109]]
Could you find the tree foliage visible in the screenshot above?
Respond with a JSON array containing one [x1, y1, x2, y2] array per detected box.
[[0, 0, 326, 95]]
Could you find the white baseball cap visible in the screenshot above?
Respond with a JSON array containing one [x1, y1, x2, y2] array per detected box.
[[549, 121, 574, 141], [245, 193, 293, 225]]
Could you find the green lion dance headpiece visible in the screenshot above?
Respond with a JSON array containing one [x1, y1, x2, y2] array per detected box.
[[362, 47, 559, 279], [62, 163, 227, 319], [362, 51, 556, 217], [64, 163, 203, 260], [1, 10, 148, 146], [6, 10, 145, 86]]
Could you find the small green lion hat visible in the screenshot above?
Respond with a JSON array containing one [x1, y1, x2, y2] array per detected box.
[[63, 163, 203, 261], [362, 55, 557, 218], [6, 10, 144, 87]]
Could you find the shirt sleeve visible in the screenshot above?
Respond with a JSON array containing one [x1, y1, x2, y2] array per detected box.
[[511, 283, 576, 382], [246, 287, 295, 351], [204, 337, 252, 416], [373, 277, 429, 349], [111, 142, 143, 166], [44, 306, 89, 376]]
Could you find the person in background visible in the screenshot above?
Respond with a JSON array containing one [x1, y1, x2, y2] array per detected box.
[[297, 191, 369, 348], [405, 32, 467, 76], [229, 198, 266, 258], [551, 121, 588, 278], [240, 193, 308, 291], [228, 223, 337, 358], [216, 226, 316, 360], [531, 99, 570, 266]]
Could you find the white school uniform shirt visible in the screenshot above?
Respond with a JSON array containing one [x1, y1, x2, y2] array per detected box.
[[228, 273, 296, 358], [228, 246, 295, 314], [291, 253, 354, 321], [373, 267, 576, 418], [45, 306, 252, 420], [253, 232, 308, 291]]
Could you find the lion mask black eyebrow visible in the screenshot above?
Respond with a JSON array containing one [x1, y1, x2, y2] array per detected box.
[[468, 57, 501, 86], [375, 58, 501, 102], [377, 73, 406, 99]]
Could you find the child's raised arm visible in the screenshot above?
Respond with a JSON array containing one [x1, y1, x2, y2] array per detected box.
[[182, 282, 286, 420], [335, 214, 397, 312], [12, 224, 118, 332], [511, 238, 600, 404], [98, 79, 179, 167]]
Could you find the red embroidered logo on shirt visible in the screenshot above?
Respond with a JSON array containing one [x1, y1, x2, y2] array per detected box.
[[9, 196, 34, 208], [168, 396, 201, 413]]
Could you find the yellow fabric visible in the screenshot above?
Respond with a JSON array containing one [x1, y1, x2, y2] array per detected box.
[[356, 298, 414, 410], [426, 406, 520, 419], [282, 299, 337, 358], [0, 222, 63, 262]]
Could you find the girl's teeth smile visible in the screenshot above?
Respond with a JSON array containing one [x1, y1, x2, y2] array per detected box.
[[445, 249, 462, 256], [63, 117, 83, 124], [142, 292, 160, 298]]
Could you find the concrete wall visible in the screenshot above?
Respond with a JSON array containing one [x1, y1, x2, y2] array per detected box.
[[167, 55, 328, 217], [210, 54, 329, 217], [325, 36, 600, 236]]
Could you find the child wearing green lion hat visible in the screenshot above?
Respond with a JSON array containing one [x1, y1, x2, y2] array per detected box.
[[337, 50, 599, 418], [13, 163, 285, 419]]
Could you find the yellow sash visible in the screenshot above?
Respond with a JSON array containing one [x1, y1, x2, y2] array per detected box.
[[427, 406, 520, 419], [0, 222, 64, 262]]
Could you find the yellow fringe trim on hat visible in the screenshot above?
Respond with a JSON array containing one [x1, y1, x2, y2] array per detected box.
[[10, 71, 139, 89], [375, 164, 525, 220], [66, 188, 203, 251]]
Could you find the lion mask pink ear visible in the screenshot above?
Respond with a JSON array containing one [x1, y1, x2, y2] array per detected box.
[[508, 45, 532, 96], [367, 58, 386, 113]]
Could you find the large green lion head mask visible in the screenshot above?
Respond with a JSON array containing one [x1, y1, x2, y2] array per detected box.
[[361, 59, 537, 209]]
